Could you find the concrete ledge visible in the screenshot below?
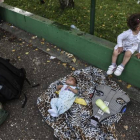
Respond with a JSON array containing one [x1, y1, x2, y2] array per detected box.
[[0, 3, 140, 88]]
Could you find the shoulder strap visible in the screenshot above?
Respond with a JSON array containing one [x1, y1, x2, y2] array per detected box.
[[25, 78, 40, 88], [21, 94, 27, 108]]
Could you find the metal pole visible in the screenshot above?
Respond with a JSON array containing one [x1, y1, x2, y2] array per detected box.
[[90, 0, 96, 35]]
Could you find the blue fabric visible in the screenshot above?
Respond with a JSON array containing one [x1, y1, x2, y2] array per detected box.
[[50, 85, 77, 115]]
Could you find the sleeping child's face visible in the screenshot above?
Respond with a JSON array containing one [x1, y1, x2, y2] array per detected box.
[[66, 76, 77, 86]]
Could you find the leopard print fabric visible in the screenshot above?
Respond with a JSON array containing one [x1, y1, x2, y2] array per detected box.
[[37, 66, 123, 140]]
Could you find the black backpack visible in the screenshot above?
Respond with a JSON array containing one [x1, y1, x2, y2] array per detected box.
[[0, 57, 29, 108]]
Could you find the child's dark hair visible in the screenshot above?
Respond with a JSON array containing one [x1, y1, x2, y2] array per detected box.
[[127, 13, 140, 31], [73, 76, 78, 84], [67, 76, 78, 84]]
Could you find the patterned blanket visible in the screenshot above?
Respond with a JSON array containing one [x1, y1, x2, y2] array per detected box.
[[37, 66, 123, 140]]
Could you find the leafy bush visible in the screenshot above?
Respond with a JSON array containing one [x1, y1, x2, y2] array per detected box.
[[4, 0, 140, 43]]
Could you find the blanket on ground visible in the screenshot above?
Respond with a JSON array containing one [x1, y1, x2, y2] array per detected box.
[[37, 66, 123, 140]]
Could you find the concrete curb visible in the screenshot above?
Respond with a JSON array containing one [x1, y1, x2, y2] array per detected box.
[[0, 3, 140, 88]]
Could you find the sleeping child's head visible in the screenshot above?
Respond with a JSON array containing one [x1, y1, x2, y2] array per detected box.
[[66, 76, 77, 86]]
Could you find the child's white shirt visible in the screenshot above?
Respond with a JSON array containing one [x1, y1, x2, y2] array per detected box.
[[116, 29, 140, 52], [50, 85, 77, 115], [59, 85, 76, 99]]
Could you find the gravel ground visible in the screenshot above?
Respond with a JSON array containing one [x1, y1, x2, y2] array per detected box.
[[0, 28, 71, 140], [0, 27, 140, 140]]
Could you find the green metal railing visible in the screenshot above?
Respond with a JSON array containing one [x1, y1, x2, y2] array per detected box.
[[90, 0, 96, 35]]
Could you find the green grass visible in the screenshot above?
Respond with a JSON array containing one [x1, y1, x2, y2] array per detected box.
[[4, 0, 140, 43]]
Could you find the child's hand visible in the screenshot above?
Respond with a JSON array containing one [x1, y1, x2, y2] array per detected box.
[[135, 53, 140, 59], [64, 86, 71, 91], [67, 86, 72, 90], [56, 85, 63, 91], [118, 47, 123, 53]]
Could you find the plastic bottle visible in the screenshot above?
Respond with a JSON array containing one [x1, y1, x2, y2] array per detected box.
[[0, 85, 2, 90], [95, 99, 110, 114]]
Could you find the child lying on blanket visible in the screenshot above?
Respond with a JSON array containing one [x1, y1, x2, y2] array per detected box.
[[48, 76, 78, 117]]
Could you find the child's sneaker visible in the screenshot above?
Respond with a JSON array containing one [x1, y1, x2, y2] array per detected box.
[[107, 65, 117, 75], [114, 65, 124, 76]]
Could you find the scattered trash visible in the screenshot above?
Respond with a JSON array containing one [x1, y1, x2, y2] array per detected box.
[[70, 25, 79, 30], [10, 26, 15, 28], [67, 53, 73, 58], [50, 56, 56, 59]]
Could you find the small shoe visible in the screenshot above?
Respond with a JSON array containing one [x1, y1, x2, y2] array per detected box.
[[114, 65, 124, 76], [106, 65, 117, 75]]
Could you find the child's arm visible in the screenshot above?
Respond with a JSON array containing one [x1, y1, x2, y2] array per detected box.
[[117, 30, 130, 53], [56, 85, 63, 91], [117, 30, 130, 47], [67, 86, 78, 94]]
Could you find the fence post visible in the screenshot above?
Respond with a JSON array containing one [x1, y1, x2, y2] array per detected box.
[[90, 0, 96, 35]]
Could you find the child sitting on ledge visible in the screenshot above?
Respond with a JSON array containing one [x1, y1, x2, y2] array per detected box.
[[107, 13, 140, 76]]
